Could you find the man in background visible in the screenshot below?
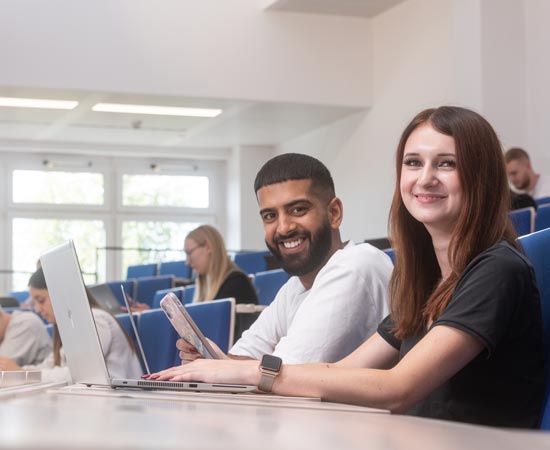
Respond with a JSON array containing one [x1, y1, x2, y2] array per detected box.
[[505, 147, 550, 199]]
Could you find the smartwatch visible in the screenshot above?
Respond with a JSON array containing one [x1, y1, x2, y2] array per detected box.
[[258, 354, 283, 393]]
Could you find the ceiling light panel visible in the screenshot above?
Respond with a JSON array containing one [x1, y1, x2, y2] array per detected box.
[[92, 103, 222, 118], [0, 97, 79, 110]]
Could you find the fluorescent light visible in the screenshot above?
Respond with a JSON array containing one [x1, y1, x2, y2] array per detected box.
[[0, 97, 78, 110], [92, 102, 222, 118]]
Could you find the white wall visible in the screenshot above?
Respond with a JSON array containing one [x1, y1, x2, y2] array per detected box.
[[226, 145, 274, 250], [279, 0, 456, 242], [525, 0, 550, 173]]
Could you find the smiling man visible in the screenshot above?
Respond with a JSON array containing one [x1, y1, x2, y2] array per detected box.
[[219, 153, 393, 363]]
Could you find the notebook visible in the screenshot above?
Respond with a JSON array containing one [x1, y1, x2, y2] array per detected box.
[[40, 240, 255, 393]]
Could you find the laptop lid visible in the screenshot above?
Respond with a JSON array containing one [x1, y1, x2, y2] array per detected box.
[[88, 283, 123, 315], [40, 241, 112, 386], [120, 285, 151, 375]]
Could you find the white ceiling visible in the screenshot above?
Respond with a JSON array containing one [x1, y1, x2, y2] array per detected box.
[[0, 87, 363, 156], [0, 1, 407, 157]]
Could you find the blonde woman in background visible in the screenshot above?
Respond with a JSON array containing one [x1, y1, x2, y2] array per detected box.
[[185, 225, 258, 305]]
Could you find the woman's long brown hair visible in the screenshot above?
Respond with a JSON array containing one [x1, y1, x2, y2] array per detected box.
[[388, 106, 517, 338]]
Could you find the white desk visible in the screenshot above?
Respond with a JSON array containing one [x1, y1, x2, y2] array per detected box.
[[0, 387, 548, 450]]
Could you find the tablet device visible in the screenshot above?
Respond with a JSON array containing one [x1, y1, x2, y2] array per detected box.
[[159, 293, 218, 359]]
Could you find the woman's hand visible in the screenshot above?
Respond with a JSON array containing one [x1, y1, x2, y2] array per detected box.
[[177, 338, 228, 364], [145, 358, 260, 386]]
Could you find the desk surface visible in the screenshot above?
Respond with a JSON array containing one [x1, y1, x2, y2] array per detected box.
[[0, 386, 548, 450]]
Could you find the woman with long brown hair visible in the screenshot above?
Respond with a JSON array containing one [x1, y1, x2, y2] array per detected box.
[[151, 107, 545, 428]]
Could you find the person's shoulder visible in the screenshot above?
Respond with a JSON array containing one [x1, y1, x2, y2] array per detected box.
[[330, 241, 393, 271], [11, 310, 44, 326], [225, 270, 250, 283], [91, 307, 115, 323], [467, 241, 532, 276]]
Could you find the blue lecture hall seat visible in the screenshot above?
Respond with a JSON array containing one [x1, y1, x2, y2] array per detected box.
[[253, 269, 290, 306], [126, 263, 158, 280], [382, 248, 395, 265], [233, 250, 269, 275], [107, 280, 136, 305], [182, 285, 196, 304], [186, 298, 235, 355], [8, 290, 29, 304], [159, 260, 192, 280], [509, 207, 535, 236], [535, 205, 550, 232], [151, 286, 186, 309], [134, 275, 174, 307], [535, 196, 550, 208], [518, 228, 550, 429], [137, 309, 179, 373]]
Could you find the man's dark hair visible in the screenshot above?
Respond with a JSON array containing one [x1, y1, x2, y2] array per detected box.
[[254, 153, 335, 199], [504, 147, 530, 164]]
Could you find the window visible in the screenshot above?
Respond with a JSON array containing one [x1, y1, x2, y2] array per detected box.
[[11, 218, 106, 289], [12, 170, 104, 205], [121, 220, 201, 274], [122, 174, 209, 208]]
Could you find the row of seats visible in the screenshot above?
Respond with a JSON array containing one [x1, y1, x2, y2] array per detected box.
[[116, 298, 235, 373], [509, 204, 550, 236], [147, 268, 289, 308], [126, 250, 272, 280]]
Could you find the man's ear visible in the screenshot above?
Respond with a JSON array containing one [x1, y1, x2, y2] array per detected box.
[[327, 197, 343, 229]]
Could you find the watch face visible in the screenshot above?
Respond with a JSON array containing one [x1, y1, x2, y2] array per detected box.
[[261, 354, 282, 372]]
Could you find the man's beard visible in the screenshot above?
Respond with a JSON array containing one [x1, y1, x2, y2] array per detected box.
[[266, 219, 332, 277]]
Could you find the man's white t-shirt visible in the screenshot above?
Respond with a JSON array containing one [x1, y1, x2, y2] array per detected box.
[[530, 175, 550, 200], [229, 241, 392, 364]]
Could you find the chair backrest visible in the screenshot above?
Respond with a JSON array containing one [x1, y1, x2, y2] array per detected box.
[[182, 285, 196, 303], [159, 260, 191, 279], [151, 286, 186, 309], [126, 263, 158, 280], [134, 275, 174, 307], [535, 205, 550, 232], [186, 298, 235, 354], [253, 269, 290, 306], [509, 206, 535, 236], [535, 196, 550, 208], [0, 296, 20, 308], [106, 280, 136, 305], [518, 228, 550, 429], [382, 248, 395, 265], [137, 308, 179, 373], [8, 290, 29, 304], [115, 312, 145, 372], [233, 251, 269, 275]]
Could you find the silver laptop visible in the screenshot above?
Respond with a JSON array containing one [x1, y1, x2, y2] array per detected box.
[[40, 240, 255, 393]]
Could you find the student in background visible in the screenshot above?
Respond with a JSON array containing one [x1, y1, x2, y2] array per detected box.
[[185, 225, 258, 305], [0, 268, 143, 382], [152, 106, 544, 428], [505, 147, 550, 199], [0, 307, 51, 366]]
